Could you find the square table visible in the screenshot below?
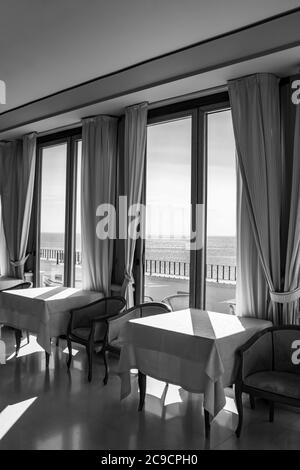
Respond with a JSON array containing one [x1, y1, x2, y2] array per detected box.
[[118, 309, 272, 436], [0, 276, 24, 291], [0, 286, 104, 358]]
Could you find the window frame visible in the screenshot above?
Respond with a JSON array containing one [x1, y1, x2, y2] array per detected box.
[[146, 92, 230, 309], [33, 128, 82, 287]]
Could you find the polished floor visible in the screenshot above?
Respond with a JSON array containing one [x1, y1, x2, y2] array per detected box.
[[0, 327, 300, 450]]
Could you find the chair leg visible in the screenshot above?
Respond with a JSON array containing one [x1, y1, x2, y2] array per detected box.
[[67, 337, 72, 369], [204, 409, 211, 439], [26, 331, 30, 344], [14, 329, 22, 356], [249, 394, 255, 410], [138, 371, 146, 411], [235, 384, 243, 438], [45, 352, 50, 368], [86, 342, 93, 382], [269, 401, 275, 423], [56, 337, 59, 347], [102, 348, 108, 385]]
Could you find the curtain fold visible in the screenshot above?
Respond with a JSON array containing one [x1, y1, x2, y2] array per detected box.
[[0, 133, 36, 278], [123, 102, 148, 306], [81, 116, 118, 295], [229, 74, 282, 323], [281, 90, 300, 324]]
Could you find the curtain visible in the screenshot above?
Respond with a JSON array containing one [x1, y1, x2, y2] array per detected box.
[[236, 162, 269, 319], [280, 77, 300, 324], [0, 133, 36, 279], [81, 116, 118, 295], [229, 74, 282, 323], [123, 102, 148, 306]]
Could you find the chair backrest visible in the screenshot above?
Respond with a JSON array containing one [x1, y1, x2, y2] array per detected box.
[[239, 325, 300, 379], [5, 282, 32, 290], [272, 326, 300, 375], [162, 294, 189, 311], [122, 301, 171, 319], [70, 295, 126, 329], [107, 302, 170, 349], [139, 302, 171, 317]]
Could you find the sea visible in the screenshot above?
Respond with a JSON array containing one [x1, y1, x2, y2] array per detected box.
[[40, 233, 236, 267]]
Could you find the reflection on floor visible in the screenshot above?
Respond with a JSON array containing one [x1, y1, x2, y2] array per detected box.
[[0, 327, 300, 450]]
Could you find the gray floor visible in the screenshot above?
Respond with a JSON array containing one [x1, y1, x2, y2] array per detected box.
[[0, 327, 299, 450]]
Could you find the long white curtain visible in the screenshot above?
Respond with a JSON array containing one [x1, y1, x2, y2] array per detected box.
[[229, 74, 282, 323], [81, 116, 118, 295], [123, 102, 148, 306], [281, 99, 300, 323], [0, 133, 36, 278]]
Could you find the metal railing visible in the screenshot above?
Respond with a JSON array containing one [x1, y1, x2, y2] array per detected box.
[[40, 248, 236, 283], [145, 259, 236, 282], [40, 248, 82, 266]]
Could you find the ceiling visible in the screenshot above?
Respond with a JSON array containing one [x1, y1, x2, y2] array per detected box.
[[1, 0, 300, 113]]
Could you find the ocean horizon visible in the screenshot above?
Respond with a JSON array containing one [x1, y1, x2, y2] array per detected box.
[[40, 232, 236, 266]]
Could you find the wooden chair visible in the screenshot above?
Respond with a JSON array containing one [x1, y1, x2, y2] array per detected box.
[[162, 294, 189, 311], [235, 325, 300, 437], [108, 302, 171, 354], [66, 296, 126, 383]]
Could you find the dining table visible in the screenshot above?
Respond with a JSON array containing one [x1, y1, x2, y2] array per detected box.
[[118, 309, 272, 437], [0, 276, 24, 291], [0, 286, 104, 364]]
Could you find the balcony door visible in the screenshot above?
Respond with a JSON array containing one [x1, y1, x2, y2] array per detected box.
[[144, 116, 192, 304], [35, 132, 82, 288]]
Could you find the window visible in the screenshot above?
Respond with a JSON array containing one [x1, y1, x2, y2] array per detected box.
[[206, 110, 236, 313], [144, 94, 236, 311], [35, 131, 82, 287], [145, 117, 192, 303], [39, 143, 67, 286], [74, 140, 82, 287]]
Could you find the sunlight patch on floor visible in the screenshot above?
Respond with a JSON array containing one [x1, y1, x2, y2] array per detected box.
[[223, 396, 238, 415], [62, 347, 79, 357], [6, 336, 43, 361], [0, 397, 37, 440]]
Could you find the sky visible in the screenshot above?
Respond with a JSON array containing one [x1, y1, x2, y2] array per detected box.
[[40, 110, 236, 239], [146, 109, 236, 238]]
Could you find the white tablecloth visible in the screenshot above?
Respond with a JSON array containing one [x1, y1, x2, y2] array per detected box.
[[118, 309, 272, 417], [0, 287, 104, 353], [0, 276, 24, 291]]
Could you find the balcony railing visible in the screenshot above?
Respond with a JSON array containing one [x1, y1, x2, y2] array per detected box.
[[40, 248, 82, 265], [40, 248, 236, 283], [145, 259, 236, 283]]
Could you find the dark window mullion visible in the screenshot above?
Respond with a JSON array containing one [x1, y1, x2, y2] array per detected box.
[[64, 137, 77, 287]]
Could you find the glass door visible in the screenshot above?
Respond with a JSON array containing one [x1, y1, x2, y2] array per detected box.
[[144, 116, 192, 306], [206, 109, 237, 313], [39, 143, 67, 287]]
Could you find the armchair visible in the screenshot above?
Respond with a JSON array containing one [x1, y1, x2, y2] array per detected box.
[[108, 302, 171, 353], [235, 325, 300, 437], [66, 296, 126, 383], [162, 294, 189, 311]]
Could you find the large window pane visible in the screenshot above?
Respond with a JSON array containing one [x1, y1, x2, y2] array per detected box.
[[206, 110, 236, 313], [145, 117, 192, 304], [75, 140, 82, 287], [39, 143, 67, 286]]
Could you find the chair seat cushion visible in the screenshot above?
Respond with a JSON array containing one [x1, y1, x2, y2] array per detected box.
[[245, 371, 300, 399]]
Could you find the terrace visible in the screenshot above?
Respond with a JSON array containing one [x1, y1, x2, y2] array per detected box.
[[39, 248, 236, 313]]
